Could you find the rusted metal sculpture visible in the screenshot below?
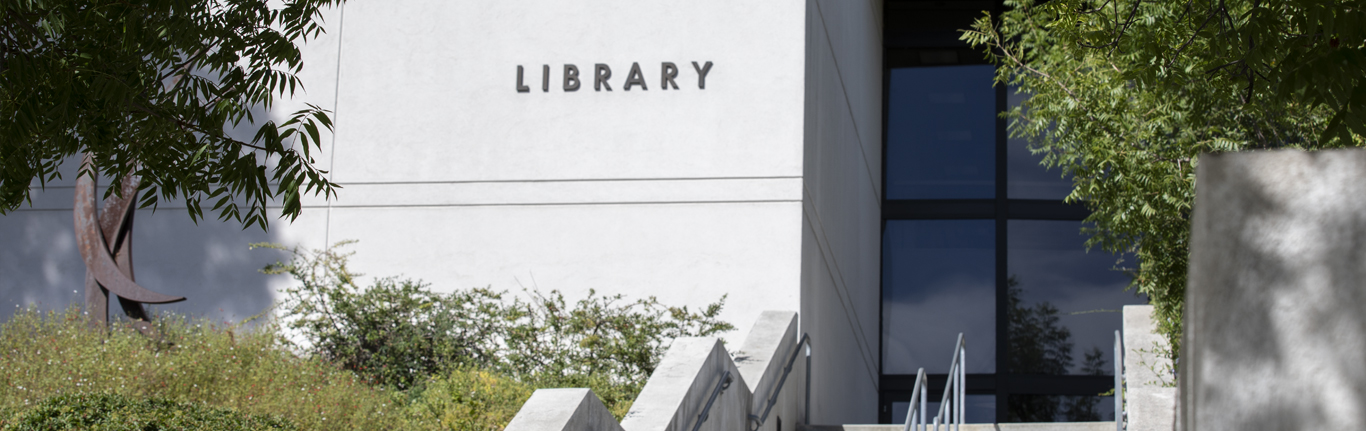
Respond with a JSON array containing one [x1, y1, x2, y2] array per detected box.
[[74, 155, 185, 330]]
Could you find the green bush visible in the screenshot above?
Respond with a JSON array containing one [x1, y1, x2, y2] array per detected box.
[[404, 368, 532, 431], [258, 241, 508, 390], [260, 240, 734, 412], [0, 308, 413, 431], [4, 393, 295, 431]]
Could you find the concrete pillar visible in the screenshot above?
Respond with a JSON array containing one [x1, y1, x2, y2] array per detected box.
[[1184, 149, 1366, 430], [1122, 305, 1175, 431], [505, 389, 624, 431]]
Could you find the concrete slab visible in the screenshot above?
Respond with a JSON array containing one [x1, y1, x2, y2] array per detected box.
[[504, 388, 623, 431], [1122, 305, 1175, 431], [800, 422, 1114, 431], [1184, 148, 1366, 430]]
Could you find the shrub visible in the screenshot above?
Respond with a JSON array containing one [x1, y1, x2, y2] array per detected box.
[[260, 241, 735, 417], [0, 307, 413, 431], [4, 393, 295, 431], [404, 368, 532, 431]]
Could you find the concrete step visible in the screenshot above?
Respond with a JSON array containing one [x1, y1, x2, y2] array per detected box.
[[801, 423, 1115, 431]]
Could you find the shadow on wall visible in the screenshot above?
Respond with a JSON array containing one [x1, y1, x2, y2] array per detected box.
[[1, 102, 301, 324], [1186, 150, 1366, 430], [0, 204, 291, 324]]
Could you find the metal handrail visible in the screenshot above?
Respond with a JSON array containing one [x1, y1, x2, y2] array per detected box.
[[691, 370, 733, 431], [902, 368, 928, 431], [749, 333, 812, 431], [1114, 330, 1124, 431], [931, 334, 966, 431], [904, 333, 966, 431]]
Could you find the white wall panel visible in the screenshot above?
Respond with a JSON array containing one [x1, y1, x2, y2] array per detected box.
[[324, 202, 802, 341], [330, 0, 806, 184]]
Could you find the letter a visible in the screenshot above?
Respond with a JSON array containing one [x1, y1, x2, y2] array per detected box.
[[624, 62, 648, 91]]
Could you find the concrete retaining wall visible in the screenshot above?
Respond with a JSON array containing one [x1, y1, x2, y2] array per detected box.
[[1122, 305, 1175, 431], [507, 310, 805, 431], [1183, 149, 1366, 430]]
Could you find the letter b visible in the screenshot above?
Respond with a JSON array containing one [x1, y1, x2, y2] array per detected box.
[[563, 64, 581, 91]]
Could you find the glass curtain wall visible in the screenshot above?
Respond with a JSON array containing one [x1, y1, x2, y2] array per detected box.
[[880, 0, 1147, 423]]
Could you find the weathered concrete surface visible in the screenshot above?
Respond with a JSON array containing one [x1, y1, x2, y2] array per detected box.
[[506, 310, 807, 431], [505, 388, 624, 431], [800, 423, 1114, 431], [734, 311, 804, 431], [1184, 149, 1366, 431], [621, 337, 752, 431], [1123, 305, 1175, 431]]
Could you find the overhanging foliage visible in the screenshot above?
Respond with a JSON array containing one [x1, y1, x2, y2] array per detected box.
[[0, 0, 344, 229], [964, 0, 1364, 352]]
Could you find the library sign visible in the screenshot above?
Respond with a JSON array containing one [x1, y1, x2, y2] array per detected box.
[[516, 61, 714, 92]]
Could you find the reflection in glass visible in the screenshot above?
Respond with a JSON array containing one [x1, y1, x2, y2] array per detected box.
[[892, 395, 997, 424], [886, 66, 996, 199], [882, 220, 995, 374], [1007, 395, 1114, 422], [1005, 88, 1072, 199], [1006, 220, 1144, 375]]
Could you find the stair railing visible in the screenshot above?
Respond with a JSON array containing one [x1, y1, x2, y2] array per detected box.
[[748, 333, 812, 431], [932, 333, 966, 431], [902, 368, 927, 431], [1114, 330, 1124, 431], [902, 333, 966, 431]]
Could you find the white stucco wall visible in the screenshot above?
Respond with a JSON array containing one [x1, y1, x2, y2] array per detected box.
[[308, 0, 808, 338], [800, 0, 884, 425], [5, 0, 811, 339]]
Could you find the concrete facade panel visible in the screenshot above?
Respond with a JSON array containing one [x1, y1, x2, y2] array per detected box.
[[324, 202, 802, 341], [799, 0, 883, 424], [329, 0, 806, 184]]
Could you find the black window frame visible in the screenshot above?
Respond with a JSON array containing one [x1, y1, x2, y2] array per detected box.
[[878, 0, 1116, 423]]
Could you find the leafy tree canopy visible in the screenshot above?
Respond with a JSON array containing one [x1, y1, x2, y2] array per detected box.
[[0, 0, 344, 230], [964, 0, 1364, 351]]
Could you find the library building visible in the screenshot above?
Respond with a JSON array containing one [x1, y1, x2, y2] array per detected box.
[[2, 0, 1148, 425]]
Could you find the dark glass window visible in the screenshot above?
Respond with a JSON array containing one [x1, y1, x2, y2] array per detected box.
[[882, 220, 996, 375], [1006, 395, 1116, 422], [893, 395, 998, 424], [880, 1, 1149, 423], [886, 66, 997, 199], [1006, 220, 1137, 376]]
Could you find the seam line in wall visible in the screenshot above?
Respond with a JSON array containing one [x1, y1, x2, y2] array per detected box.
[[325, 1, 346, 248], [325, 199, 802, 208], [868, 0, 883, 36], [813, 0, 883, 208], [334, 176, 804, 186], [25, 176, 801, 192], [12, 200, 803, 212], [803, 185, 880, 390]]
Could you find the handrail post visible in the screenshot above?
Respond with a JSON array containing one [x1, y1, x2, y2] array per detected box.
[[805, 340, 811, 425], [904, 368, 927, 431], [958, 344, 965, 429], [1115, 330, 1123, 431], [919, 369, 926, 431]]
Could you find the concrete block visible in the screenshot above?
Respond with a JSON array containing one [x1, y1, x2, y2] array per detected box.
[[799, 423, 1113, 431], [622, 337, 752, 431], [734, 310, 803, 431], [1184, 149, 1366, 430], [1123, 305, 1176, 431], [505, 388, 624, 431]]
